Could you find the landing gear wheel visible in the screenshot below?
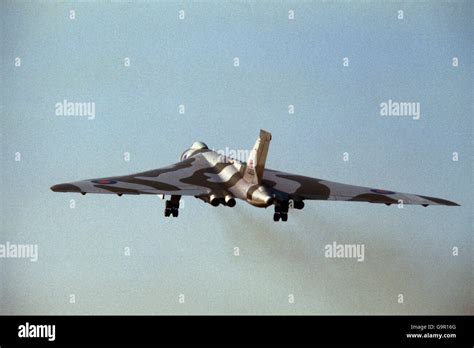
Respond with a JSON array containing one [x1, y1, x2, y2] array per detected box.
[[164, 195, 181, 218], [274, 200, 289, 222]]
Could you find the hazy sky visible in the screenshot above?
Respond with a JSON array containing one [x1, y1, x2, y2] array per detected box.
[[1, 0, 472, 314]]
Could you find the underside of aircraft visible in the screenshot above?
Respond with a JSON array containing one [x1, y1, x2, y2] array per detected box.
[[51, 130, 459, 222]]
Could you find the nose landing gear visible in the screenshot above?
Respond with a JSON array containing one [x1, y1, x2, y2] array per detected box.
[[164, 195, 181, 218]]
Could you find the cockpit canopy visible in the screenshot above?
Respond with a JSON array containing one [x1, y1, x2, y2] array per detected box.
[[190, 141, 208, 150], [180, 141, 209, 160]]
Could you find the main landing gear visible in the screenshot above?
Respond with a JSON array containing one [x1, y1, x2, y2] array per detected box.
[[164, 195, 181, 218], [273, 201, 289, 222], [272, 200, 304, 222]]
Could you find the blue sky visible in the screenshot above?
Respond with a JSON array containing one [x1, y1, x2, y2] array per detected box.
[[1, 0, 472, 314]]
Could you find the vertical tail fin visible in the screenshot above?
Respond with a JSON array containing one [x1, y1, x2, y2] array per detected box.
[[243, 129, 272, 185]]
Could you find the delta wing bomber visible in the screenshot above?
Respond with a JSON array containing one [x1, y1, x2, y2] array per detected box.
[[51, 130, 459, 221]]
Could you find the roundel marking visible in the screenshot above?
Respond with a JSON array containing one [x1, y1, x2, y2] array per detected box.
[[92, 179, 117, 185], [370, 189, 396, 195]]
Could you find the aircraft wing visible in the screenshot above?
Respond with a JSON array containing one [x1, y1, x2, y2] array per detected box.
[[51, 154, 225, 196], [262, 169, 459, 206]]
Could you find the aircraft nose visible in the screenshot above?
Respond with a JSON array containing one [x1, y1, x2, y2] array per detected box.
[[50, 183, 81, 192]]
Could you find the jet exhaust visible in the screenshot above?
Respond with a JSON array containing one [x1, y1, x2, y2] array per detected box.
[[224, 195, 236, 207], [209, 194, 220, 207]]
